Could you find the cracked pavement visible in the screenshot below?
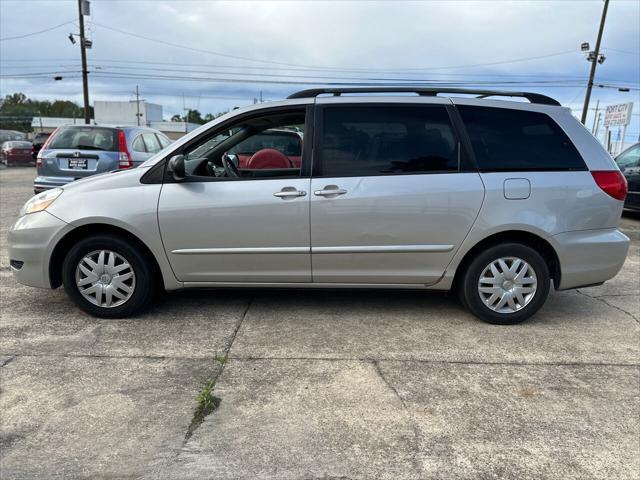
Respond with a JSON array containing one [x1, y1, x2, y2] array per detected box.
[[1, 167, 639, 479]]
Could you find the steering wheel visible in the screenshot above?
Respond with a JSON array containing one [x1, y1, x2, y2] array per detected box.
[[222, 153, 240, 177]]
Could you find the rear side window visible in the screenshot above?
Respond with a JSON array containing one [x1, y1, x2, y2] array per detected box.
[[319, 106, 459, 177], [142, 133, 161, 153], [132, 135, 146, 152], [457, 106, 586, 171], [48, 127, 117, 151], [156, 134, 171, 148]]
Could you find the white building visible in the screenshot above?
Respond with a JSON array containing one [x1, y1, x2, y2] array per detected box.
[[31, 100, 200, 139], [94, 100, 163, 125]]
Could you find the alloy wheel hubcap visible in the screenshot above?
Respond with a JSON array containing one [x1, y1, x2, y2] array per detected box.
[[75, 250, 136, 308], [478, 257, 537, 314]]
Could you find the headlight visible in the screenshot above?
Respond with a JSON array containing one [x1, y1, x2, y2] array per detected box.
[[19, 188, 63, 216]]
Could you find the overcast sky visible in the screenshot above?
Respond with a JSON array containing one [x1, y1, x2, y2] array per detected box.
[[1, 0, 639, 141]]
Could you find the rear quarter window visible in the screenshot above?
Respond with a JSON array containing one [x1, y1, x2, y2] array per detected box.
[[457, 106, 586, 172], [48, 127, 117, 151]]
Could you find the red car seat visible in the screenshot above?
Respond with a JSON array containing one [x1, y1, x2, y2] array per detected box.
[[247, 148, 292, 169]]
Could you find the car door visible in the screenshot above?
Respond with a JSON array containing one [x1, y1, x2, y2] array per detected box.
[[310, 100, 484, 284], [158, 106, 312, 283]]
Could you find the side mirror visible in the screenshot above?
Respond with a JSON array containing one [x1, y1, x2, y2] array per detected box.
[[167, 154, 186, 181]]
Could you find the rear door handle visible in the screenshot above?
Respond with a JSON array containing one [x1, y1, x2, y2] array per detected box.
[[314, 186, 347, 197], [273, 188, 306, 199]]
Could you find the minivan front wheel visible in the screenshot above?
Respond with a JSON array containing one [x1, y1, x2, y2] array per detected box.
[[62, 234, 155, 318], [460, 243, 550, 325]]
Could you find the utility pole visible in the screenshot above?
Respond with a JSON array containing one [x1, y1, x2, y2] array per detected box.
[[77, 0, 91, 124], [580, 0, 609, 125], [135, 85, 141, 126], [591, 99, 600, 134]]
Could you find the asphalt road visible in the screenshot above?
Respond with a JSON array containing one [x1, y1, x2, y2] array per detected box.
[[1, 166, 638, 479]]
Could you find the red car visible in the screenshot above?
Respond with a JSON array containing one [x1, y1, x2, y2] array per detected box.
[[1, 141, 34, 166]]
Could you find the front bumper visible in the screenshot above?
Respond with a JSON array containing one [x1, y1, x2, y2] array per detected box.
[[33, 175, 74, 193], [553, 228, 630, 290], [8, 211, 72, 289]]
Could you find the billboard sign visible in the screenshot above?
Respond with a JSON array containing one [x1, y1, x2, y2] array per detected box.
[[603, 102, 633, 127]]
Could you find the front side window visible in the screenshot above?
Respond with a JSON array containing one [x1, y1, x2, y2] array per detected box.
[[458, 106, 586, 172], [319, 105, 459, 177], [180, 110, 305, 179]]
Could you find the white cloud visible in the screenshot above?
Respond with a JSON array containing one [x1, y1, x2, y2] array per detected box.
[[1, 0, 638, 137]]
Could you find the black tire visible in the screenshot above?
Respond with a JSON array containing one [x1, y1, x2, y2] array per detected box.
[[460, 243, 550, 325], [62, 234, 156, 318]]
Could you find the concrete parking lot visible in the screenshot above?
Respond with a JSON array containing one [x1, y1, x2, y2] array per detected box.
[[1, 166, 638, 479]]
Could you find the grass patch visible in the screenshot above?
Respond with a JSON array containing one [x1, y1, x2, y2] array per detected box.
[[196, 379, 219, 417], [185, 379, 221, 440]]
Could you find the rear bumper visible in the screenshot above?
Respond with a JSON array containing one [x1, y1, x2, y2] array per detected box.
[[553, 228, 630, 290], [8, 211, 72, 289]]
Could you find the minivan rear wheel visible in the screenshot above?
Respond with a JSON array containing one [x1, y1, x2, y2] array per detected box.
[[460, 243, 550, 325], [62, 234, 155, 318]]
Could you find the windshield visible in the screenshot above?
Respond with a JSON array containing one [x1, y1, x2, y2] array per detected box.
[[48, 127, 118, 151], [7, 141, 32, 148]]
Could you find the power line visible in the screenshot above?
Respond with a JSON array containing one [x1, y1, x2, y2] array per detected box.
[[0, 71, 83, 78], [0, 20, 76, 42], [86, 72, 595, 88], [603, 48, 640, 56], [85, 64, 594, 85]]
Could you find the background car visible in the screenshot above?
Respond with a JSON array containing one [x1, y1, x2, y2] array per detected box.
[[0, 129, 27, 143], [615, 143, 640, 211], [34, 124, 172, 193], [1, 140, 34, 166], [31, 132, 51, 160]]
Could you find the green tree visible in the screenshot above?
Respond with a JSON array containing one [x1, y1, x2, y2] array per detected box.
[[185, 109, 204, 124], [0, 92, 92, 133]]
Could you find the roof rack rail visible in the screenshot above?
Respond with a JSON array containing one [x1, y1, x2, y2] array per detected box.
[[286, 87, 561, 106]]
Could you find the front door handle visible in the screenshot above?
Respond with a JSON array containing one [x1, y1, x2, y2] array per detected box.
[[273, 187, 306, 199], [314, 185, 347, 197]]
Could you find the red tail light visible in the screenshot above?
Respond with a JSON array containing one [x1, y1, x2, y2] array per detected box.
[[591, 170, 628, 201], [36, 128, 58, 168], [117, 129, 132, 169]]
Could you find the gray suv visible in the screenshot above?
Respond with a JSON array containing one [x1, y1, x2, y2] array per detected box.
[[8, 87, 630, 324], [34, 125, 171, 193]]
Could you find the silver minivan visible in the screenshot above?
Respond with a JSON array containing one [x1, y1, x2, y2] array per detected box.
[[8, 88, 630, 324]]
